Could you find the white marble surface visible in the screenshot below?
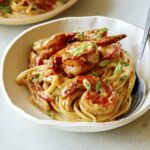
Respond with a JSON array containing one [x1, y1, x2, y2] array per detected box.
[[0, 0, 150, 150]]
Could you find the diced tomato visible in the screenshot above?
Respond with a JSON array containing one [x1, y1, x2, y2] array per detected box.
[[37, 0, 56, 11], [25, 0, 56, 11], [101, 97, 109, 106], [35, 56, 44, 66], [31, 82, 43, 92], [39, 93, 52, 103], [31, 82, 36, 91], [105, 43, 121, 60], [49, 56, 62, 74], [37, 83, 43, 91], [0, 0, 4, 3]]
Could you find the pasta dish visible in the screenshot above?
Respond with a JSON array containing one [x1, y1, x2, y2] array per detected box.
[[0, 0, 69, 18], [16, 28, 136, 122]]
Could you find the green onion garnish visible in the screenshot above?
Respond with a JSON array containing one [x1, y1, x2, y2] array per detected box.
[[83, 79, 91, 90], [77, 32, 84, 39], [99, 60, 111, 67], [71, 42, 97, 56], [59, 0, 67, 4], [119, 75, 128, 81], [105, 79, 109, 83], [124, 62, 129, 66], [98, 28, 108, 33], [73, 49, 85, 56], [114, 62, 122, 74], [33, 74, 39, 83], [33, 41, 42, 51], [0, 6, 11, 13], [0, 0, 11, 14], [91, 72, 98, 77], [124, 50, 128, 53], [95, 28, 108, 39], [96, 81, 101, 93]]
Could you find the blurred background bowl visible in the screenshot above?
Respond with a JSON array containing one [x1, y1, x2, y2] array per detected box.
[[0, 0, 78, 25]]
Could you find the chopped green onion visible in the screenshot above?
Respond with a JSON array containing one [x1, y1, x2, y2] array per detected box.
[[95, 33, 102, 39], [73, 49, 85, 56], [71, 42, 97, 56], [99, 27, 108, 33], [99, 60, 111, 67], [59, 0, 67, 4], [0, 6, 11, 13], [47, 111, 52, 117], [33, 41, 42, 51], [96, 81, 101, 93], [124, 62, 129, 66], [91, 72, 98, 77], [95, 28, 108, 39], [0, 0, 11, 14], [124, 50, 128, 53], [92, 42, 98, 48], [105, 79, 109, 83], [33, 74, 39, 83], [119, 75, 128, 81], [77, 32, 84, 39], [83, 79, 91, 90], [114, 62, 122, 74]]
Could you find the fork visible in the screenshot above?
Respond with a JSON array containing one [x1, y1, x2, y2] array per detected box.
[[125, 6, 150, 116]]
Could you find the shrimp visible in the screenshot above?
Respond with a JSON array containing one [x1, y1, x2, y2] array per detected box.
[[61, 75, 116, 113], [49, 37, 124, 77], [32, 30, 126, 74], [69, 28, 126, 46], [49, 41, 99, 77], [61, 75, 99, 98], [30, 32, 75, 67], [99, 42, 121, 60], [60, 75, 117, 119], [32, 33, 75, 54], [96, 34, 127, 46], [80, 90, 117, 116], [72, 28, 108, 41]]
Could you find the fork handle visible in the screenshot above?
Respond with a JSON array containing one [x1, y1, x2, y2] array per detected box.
[[136, 6, 150, 72]]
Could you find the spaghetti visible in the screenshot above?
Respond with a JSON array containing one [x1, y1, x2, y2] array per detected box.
[[16, 28, 136, 122], [0, 0, 69, 18]]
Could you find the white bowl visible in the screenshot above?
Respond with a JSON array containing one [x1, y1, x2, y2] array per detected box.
[[1, 16, 150, 132], [0, 0, 78, 25]]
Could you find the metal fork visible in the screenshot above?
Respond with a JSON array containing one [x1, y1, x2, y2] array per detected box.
[[124, 7, 150, 116]]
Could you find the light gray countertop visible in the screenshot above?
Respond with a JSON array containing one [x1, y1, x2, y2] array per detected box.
[[0, 0, 150, 150]]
